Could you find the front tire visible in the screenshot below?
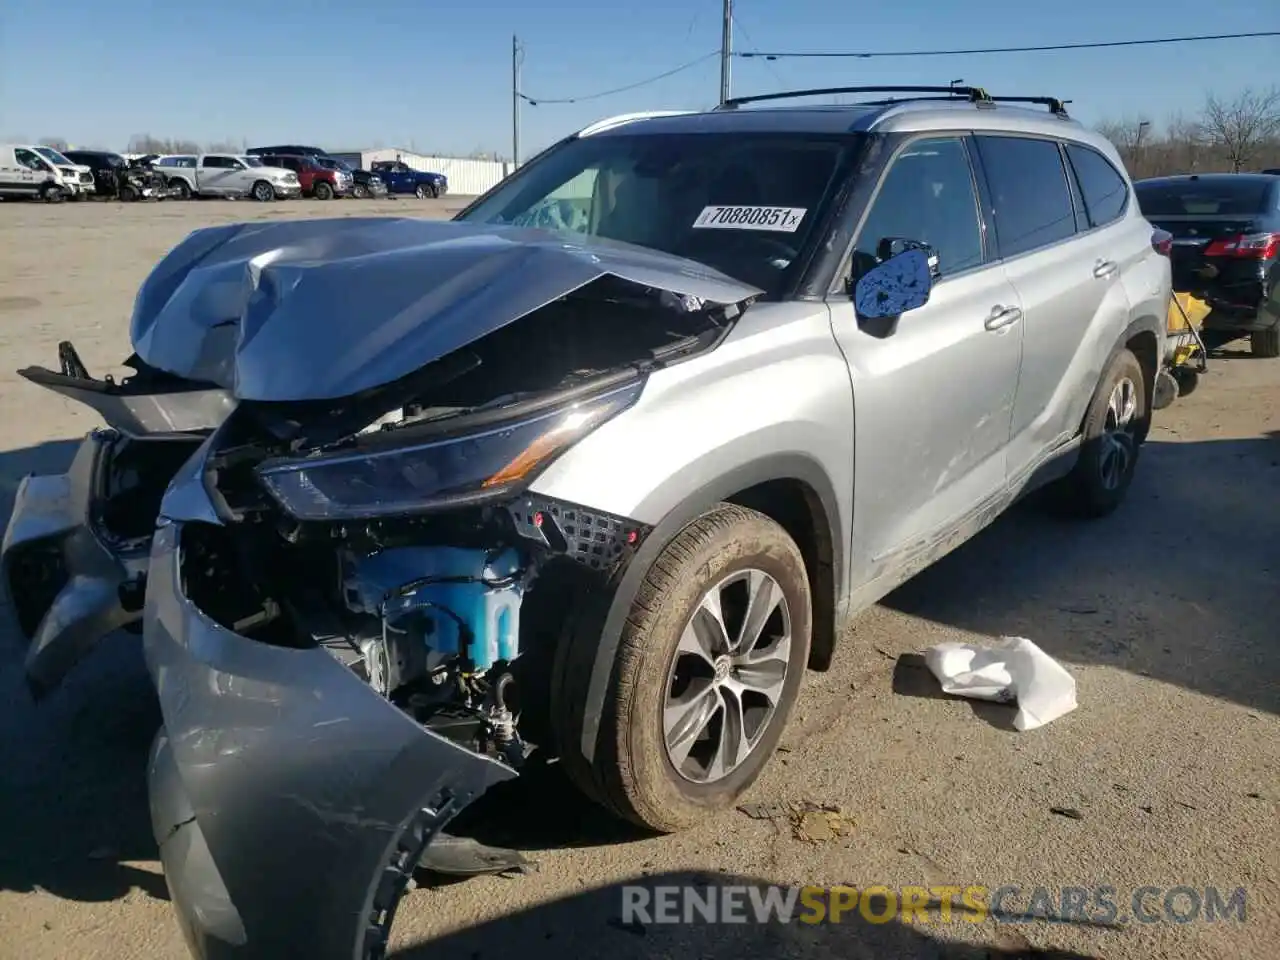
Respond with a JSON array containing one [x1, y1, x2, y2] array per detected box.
[[555, 504, 811, 833], [1250, 325, 1280, 358], [251, 180, 274, 203], [352, 182, 369, 199], [414, 183, 435, 199], [313, 180, 334, 201], [1053, 347, 1148, 518], [118, 184, 139, 202], [40, 183, 65, 204]]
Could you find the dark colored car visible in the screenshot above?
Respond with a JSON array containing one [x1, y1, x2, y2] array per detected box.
[[314, 155, 387, 198], [255, 153, 352, 199], [62, 150, 173, 201], [1135, 173, 1280, 356], [1263, 168, 1280, 176], [370, 160, 448, 198]]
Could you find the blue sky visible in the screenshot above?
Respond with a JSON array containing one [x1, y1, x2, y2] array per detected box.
[[0, 0, 1275, 157]]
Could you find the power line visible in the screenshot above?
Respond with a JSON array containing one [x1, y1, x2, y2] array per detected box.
[[739, 29, 1280, 60], [520, 51, 719, 106]]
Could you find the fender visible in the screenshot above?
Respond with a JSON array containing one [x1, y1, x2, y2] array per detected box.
[[575, 451, 847, 763]]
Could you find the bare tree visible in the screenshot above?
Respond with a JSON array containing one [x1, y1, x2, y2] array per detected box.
[[206, 140, 242, 154], [1200, 86, 1280, 172]]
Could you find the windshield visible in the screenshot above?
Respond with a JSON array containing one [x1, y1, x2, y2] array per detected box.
[[242, 156, 264, 167], [1136, 179, 1272, 217], [37, 147, 74, 166], [456, 132, 853, 295]]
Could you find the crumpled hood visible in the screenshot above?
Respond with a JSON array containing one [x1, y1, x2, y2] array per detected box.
[[130, 217, 762, 402]]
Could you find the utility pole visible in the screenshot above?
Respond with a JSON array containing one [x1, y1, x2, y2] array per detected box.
[[719, 0, 733, 106], [512, 35, 522, 167]]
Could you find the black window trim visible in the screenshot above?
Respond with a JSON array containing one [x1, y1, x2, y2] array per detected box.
[[969, 131, 1083, 264], [1062, 141, 1131, 232], [828, 129, 995, 298]]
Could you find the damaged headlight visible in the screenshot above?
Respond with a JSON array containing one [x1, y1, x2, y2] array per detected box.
[[255, 380, 642, 520]]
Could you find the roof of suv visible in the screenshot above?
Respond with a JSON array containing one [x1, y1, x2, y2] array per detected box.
[[579, 95, 1118, 156]]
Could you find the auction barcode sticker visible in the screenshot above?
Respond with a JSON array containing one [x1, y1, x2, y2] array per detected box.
[[692, 205, 807, 233]]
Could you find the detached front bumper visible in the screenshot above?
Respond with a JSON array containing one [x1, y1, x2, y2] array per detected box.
[[143, 520, 516, 959], [1, 430, 147, 695]]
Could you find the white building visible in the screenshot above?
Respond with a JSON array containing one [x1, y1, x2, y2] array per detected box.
[[330, 148, 513, 196]]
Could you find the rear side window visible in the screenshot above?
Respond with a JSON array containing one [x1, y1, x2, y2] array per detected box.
[[1134, 180, 1272, 216], [1065, 144, 1128, 227], [976, 136, 1076, 257]]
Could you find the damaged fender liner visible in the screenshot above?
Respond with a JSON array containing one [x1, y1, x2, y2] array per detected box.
[[144, 522, 516, 959]]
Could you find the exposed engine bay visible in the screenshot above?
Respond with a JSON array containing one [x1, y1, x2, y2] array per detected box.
[[10, 271, 744, 766]]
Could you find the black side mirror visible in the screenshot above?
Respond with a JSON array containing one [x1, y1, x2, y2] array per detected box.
[[853, 248, 934, 321]]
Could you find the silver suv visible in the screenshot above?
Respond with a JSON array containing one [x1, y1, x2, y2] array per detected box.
[[5, 86, 1169, 957]]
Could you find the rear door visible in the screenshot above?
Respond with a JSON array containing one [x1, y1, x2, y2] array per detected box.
[[828, 134, 1024, 568], [198, 155, 236, 193], [974, 134, 1133, 482]]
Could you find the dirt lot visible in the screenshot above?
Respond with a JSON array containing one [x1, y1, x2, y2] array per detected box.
[[0, 198, 1276, 960]]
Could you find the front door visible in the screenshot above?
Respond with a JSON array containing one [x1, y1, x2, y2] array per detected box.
[[827, 134, 1024, 585]]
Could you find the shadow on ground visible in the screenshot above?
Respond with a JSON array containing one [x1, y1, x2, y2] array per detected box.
[[881, 435, 1280, 717], [390, 871, 1100, 960], [0, 439, 166, 902]]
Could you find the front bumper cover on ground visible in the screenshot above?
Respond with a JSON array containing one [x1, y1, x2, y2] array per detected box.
[[1, 430, 147, 695], [144, 519, 516, 958]]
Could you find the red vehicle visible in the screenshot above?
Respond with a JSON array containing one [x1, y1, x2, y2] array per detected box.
[[256, 153, 352, 199]]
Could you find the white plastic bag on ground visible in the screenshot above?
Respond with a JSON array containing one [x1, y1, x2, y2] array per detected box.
[[923, 637, 1078, 731]]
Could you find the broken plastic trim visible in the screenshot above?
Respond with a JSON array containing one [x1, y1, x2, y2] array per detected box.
[[254, 380, 644, 521]]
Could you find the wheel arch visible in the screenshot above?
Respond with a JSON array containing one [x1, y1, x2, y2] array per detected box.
[[571, 453, 847, 764], [1094, 315, 1162, 442]]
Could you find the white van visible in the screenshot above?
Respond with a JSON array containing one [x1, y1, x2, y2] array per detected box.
[[33, 145, 96, 197], [0, 144, 72, 201]]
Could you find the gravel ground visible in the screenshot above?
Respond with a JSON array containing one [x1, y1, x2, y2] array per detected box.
[[0, 198, 1276, 960]]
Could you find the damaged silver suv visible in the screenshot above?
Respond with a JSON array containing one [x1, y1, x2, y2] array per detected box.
[[3, 86, 1169, 958]]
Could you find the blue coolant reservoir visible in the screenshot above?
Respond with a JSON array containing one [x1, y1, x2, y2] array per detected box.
[[360, 546, 524, 672]]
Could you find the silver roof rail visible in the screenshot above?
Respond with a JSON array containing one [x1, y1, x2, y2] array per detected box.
[[576, 111, 694, 137]]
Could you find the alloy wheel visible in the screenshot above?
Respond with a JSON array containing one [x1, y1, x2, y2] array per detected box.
[[1099, 375, 1138, 491], [663, 568, 792, 784]]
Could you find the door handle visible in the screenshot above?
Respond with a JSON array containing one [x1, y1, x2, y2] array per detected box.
[[984, 305, 1023, 331], [1093, 259, 1118, 279]]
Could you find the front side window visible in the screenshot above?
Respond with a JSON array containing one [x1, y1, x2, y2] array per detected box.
[[1066, 144, 1129, 227], [851, 136, 985, 283], [15, 148, 48, 171], [976, 135, 1077, 257], [458, 132, 853, 296]]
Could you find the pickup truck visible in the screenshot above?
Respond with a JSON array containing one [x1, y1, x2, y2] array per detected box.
[[370, 160, 448, 198], [254, 153, 351, 199], [151, 153, 302, 201]]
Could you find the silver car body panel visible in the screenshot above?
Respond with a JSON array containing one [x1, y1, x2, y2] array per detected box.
[[130, 218, 762, 402], [144, 521, 516, 959], [1, 432, 149, 694], [21, 376, 235, 436]]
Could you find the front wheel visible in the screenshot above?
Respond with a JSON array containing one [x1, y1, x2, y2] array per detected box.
[[554, 504, 811, 833], [251, 180, 274, 203], [313, 181, 334, 201], [351, 182, 369, 199], [118, 184, 139, 202], [1250, 325, 1280, 358], [414, 183, 435, 199], [1052, 347, 1148, 518], [40, 183, 65, 204]]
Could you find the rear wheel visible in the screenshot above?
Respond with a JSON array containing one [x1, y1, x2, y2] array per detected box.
[[1052, 348, 1148, 518], [1250, 325, 1280, 358], [169, 178, 191, 200], [554, 504, 811, 833]]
